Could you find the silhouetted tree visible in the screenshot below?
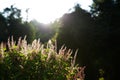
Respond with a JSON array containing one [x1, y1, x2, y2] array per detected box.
[[90, 0, 120, 79], [0, 13, 8, 42], [57, 4, 98, 80], [0, 5, 35, 43]]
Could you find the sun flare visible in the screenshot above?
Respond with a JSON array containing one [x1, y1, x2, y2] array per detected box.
[[0, 0, 92, 24]]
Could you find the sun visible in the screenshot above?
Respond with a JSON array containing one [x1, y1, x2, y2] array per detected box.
[[0, 0, 92, 24], [27, 0, 92, 24], [27, 0, 74, 24], [29, 7, 59, 24]]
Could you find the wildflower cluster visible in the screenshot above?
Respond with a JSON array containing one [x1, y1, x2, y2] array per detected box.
[[0, 37, 85, 80]]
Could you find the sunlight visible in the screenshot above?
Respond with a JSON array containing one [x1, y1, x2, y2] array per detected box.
[[0, 0, 92, 24], [24, 0, 77, 23]]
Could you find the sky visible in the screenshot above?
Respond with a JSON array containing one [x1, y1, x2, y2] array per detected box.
[[0, 0, 93, 24]]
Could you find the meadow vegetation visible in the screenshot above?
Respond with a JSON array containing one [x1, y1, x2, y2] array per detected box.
[[0, 37, 85, 80]]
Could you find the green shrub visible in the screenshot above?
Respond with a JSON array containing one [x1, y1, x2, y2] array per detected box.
[[0, 37, 85, 80]]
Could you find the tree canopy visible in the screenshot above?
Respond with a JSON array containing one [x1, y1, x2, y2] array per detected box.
[[57, 2, 120, 80], [0, 2, 120, 80], [0, 5, 35, 43]]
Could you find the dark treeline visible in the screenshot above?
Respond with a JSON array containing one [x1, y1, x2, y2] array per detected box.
[[0, 5, 57, 43], [0, 5, 35, 43], [0, 0, 120, 80], [57, 0, 120, 80]]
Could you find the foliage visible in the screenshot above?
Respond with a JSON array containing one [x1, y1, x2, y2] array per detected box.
[[30, 20, 59, 43], [90, 0, 120, 79], [0, 5, 35, 43], [0, 13, 8, 42], [57, 4, 97, 80], [0, 5, 58, 44], [56, 2, 120, 79], [57, 4, 94, 66], [0, 37, 85, 80]]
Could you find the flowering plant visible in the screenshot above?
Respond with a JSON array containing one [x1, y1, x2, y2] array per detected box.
[[0, 37, 85, 80]]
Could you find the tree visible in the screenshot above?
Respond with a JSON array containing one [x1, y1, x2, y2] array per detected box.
[[90, 0, 120, 79], [30, 20, 58, 43], [57, 4, 97, 80], [0, 13, 8, 42], [0, 5, 35, 43]]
